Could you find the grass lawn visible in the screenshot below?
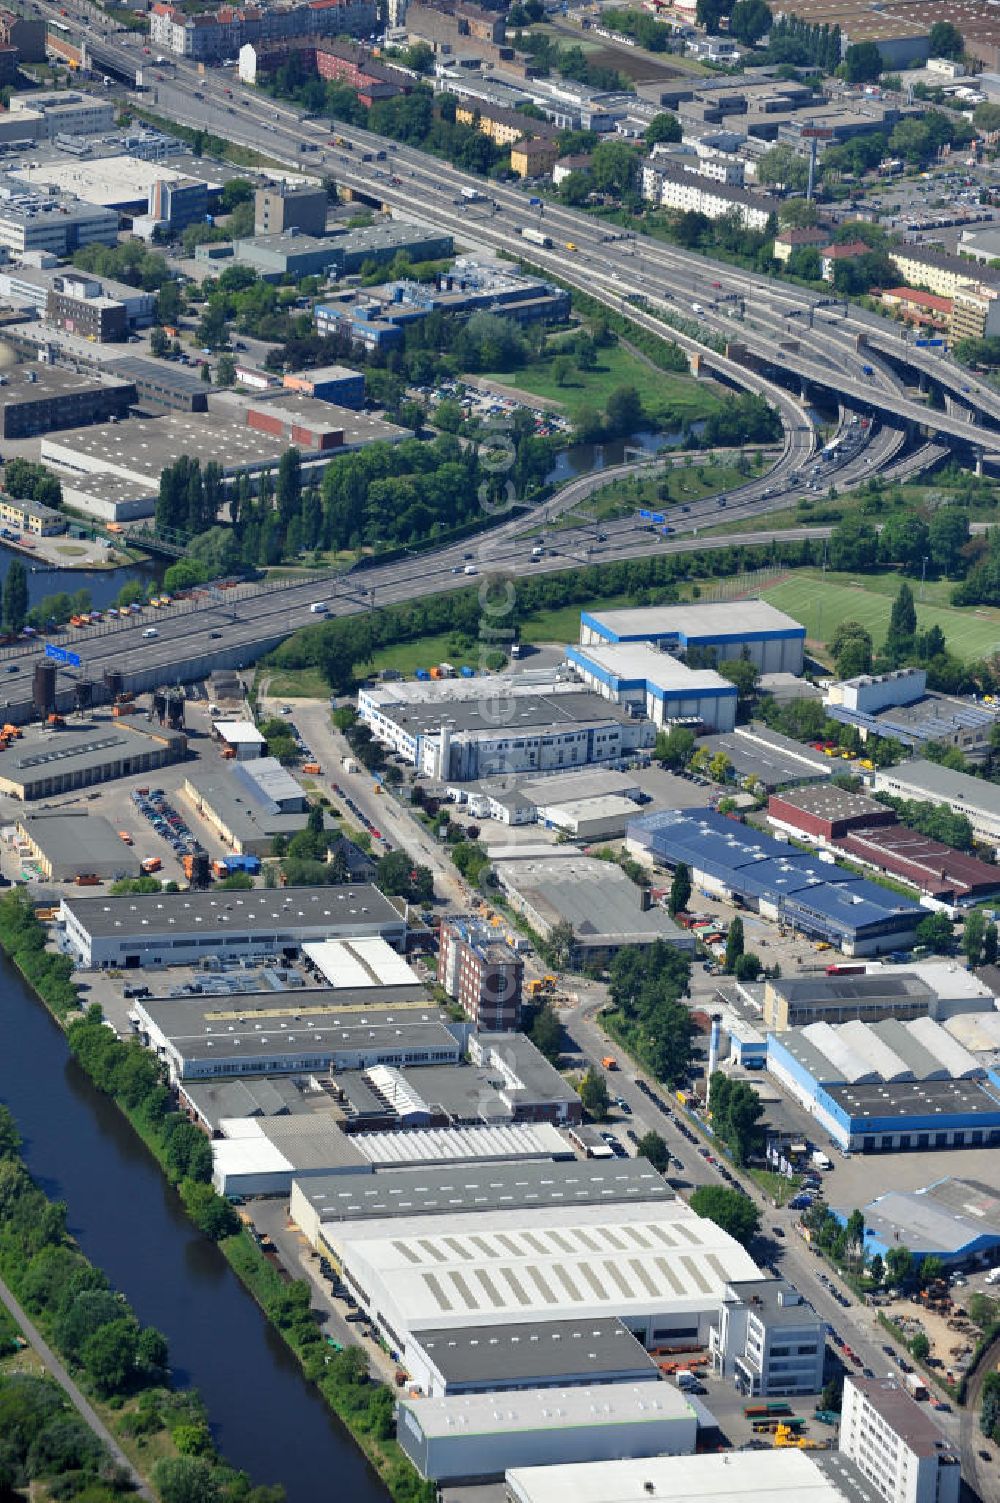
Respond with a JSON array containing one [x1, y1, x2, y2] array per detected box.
[[480, 342, 722, 426], [260, 667, 331, 700], [762, 569, 1000, 662]]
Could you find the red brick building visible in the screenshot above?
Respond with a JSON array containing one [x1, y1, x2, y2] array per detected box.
[[438, 917, 523, 1031], [768, 785, 897, 842]]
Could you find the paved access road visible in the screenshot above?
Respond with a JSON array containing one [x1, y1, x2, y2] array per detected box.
[[0, 1272, 154, 1500]]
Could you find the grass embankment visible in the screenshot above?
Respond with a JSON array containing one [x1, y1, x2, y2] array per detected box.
[[762, 569, 1000, 662], [0, 890, 432, 1503], [480, 339, 723, 426]]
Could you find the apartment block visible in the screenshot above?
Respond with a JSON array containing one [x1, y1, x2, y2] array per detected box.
[[839, 1378, 960, 1503]]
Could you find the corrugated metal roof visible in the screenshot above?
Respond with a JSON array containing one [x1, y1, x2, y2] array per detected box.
[[906, 1015, 983, 1081], [801, 1021, 879, 1084]]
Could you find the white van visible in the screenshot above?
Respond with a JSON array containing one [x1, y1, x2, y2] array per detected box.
[[310, 601, 328, 614], [675, 1370, 698, 1390], [143, 627, 158, 639], [463, 564, 478, 576]]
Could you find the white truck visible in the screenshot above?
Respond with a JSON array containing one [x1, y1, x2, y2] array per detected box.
[[310, 601, 328, 614], [811, 1150, 832, 1170], [521, 226, 553, 248], [986, 1267, 1000, 1286]]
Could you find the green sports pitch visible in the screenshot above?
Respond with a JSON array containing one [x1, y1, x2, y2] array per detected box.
[[761, 570, 1000, 663]]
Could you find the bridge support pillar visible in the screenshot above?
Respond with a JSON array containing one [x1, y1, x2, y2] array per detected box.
[[918, 370, 928, 394], [975, 447, 985, 477]]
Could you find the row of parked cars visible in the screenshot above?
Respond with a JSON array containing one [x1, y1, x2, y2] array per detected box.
[[131, 786, 203, 860]]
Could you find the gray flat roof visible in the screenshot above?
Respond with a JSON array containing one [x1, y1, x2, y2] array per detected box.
[[856, 1177, 1000, 1257], [700, 725, 832, 788], [413, 1316, 657, 1386], [17, 811, 139, 872], [771, 784, 889, 822], [41, 412, 329, 483], [63, 883, 404, 940], [299, 1157, 672, 1223], [877, 759, 1000, 817], [845, 1378, 960, 1457], [183, 770, 326, 843], [773, 974, 934, 1006], [582, 601, 803, 641], [0, 720, 183, 791], [385, 689, 641, 739], [136, 984, 443, 1055], [495, 855, 695, 948], [828, 1078, 1000, 1120]]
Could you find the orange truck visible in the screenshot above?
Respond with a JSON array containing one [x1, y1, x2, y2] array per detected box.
[[601, 1056, 618, 1071], [141, 856, 162, 875]]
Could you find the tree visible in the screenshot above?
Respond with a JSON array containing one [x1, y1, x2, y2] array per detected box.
[[928, 508, 970, 578], [920, 1255, 945, 1286], [842, 40, 883, 82], [654, 726, 695, 770], [829, 515, 878, 572], [150, 325, 170, 357], [579, 1067, 610, 1120], [669, 862, 692, 918], [551, 354, 575, 388], [179, 1179, 239, 1240], [636, 1131, 669, 1173], [885, 1245, 913, 1287], [608, 941, 693, 1085], [2, 558, 28, 634], [718, 655, 759, 703], [869, 1252, 885, 1286], [690, 1185, 761, 1248], [985, 921, 998, 966], [546, 919, 575, 970], [709, 1074, 764, 1165], [916, 911, 953, 954], [725, 917, 745, 974], [605, 385, 643, 438], [911, 1332, 931, 1362], [929, 20, 963, 57], [758, 143, 809, 192], [152, 1456, 222, 1503], [964, 908, 986, 966], [831, 620, 873, 679], [215, 353, 236, 387], [729, 0, 772, 46], [884, 580, 917, 662], [645, 111, 682, 144], [80, 1318, 138, 1395], [529, 1004, 561, 1063], [733, 952, 762, 981], [696, 0, 725, 32]]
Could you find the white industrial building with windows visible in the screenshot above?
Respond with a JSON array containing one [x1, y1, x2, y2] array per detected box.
[[710, 1278, 825, 1396], [357, 673, 655, 782]]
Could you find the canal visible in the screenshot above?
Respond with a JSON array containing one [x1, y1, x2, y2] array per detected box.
[[0, 956, 389, 1503]]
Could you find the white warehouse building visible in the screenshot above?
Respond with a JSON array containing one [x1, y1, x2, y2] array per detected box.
[[58, 885, 407, 968], [396, 1380, 698, 1484], [565, 642, 738, 732], [326, 1200, 767, 1362], [579, 601, 806, 675]]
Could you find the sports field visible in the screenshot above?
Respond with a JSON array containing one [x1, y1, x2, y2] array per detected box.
[[762, 570, 1000, 663]]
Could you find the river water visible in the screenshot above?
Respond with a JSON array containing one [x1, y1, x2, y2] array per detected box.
[[0, 957, 388, 1503], [0, 555, 165, 612]]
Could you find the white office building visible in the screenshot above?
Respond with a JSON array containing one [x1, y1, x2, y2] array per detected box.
[[640, 161, 777, 230], [710, 1278, 826, 1396], [839, 1378, 961, 1503]]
